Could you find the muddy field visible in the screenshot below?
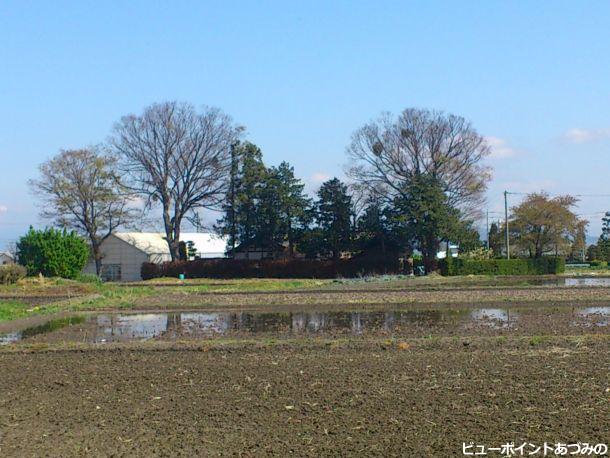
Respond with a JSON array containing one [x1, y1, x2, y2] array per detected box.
[[125, 285, 610, 310], [0, 279, 609, 457], [0, 338, 608, 457]]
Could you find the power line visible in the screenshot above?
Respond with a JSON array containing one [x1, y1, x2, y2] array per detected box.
[[506, 191, 610, 198]]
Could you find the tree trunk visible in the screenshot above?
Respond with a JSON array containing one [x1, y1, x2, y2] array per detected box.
[[422, 236, 439, 273], [162, 200, 182, 262], [94, 252, 102, 276], [91, 240, 102, 276]]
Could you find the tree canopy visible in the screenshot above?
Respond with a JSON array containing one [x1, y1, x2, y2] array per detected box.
[[112, 101, 242, 261], [29, 148, 134, 275], [346, 108, 491, 215], [17, 227, 89, 279], [507, 193, 587, 258]]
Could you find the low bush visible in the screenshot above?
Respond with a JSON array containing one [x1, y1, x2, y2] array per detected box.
[[17, 227, 89, 279], [589, 260, 608, 267], [0, 264, 27, 284], [439, 256, 565, 276], [142, 254, 401, 280]]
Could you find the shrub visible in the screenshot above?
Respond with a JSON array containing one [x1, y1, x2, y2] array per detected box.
[[589, 260, 608, 267], [0, 264, 27, 284], [439, 257, 565, 276], [17, 227, 89, 279], [142, 254, 401, 280], [77, 273, 102, 284], [460, 247, 494, 260]]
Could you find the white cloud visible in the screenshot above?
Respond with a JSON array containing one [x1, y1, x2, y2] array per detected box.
[[486, 136, 518, 159], [562, 127, 610, 144], [0, 205, 7, 213], [310, 172, 330, 184]]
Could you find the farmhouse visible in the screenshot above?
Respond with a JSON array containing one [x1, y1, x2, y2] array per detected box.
[[0, 251, 15, 265], [83, 232, 227, 282]]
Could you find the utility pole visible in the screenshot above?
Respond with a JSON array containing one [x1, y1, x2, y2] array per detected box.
[[486, 209, 489, 249], [504, 191, 510, 259]]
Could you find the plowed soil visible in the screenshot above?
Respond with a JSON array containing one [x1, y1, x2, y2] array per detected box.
[[0, 338, 608, 457]]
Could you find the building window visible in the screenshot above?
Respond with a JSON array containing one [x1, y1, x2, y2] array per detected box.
[[100, 264, 121, 282]]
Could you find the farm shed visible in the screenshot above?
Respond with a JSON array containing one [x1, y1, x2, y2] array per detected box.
[[83, 232, 227, 282], [0, 252, 15, 265]]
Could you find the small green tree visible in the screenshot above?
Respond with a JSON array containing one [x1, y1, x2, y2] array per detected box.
[[17, 227, 89, 278]]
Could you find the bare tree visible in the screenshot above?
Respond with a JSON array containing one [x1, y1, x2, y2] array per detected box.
[[346, 108, 492, 215], [29, 148, 135, 275], [111, 101, 241, 260]]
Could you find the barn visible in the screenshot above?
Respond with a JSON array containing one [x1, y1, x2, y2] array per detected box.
[[83, 232, 227, 282], [0, 251, 15, 265]]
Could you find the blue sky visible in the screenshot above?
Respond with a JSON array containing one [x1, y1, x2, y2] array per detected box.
[[1, 0, 610, 248]]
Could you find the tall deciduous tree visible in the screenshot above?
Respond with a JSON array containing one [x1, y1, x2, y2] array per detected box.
[[346, 108, 491, 214], [507, 193, 587, 258], [112, 101, 241, 261], [29, 148, 134, 275], [315, 178, 353, 261]]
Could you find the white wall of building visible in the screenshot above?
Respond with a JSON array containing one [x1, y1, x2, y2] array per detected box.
[[0, 253, 14, 265], [83, 232, 227, 282], [84, 235, 153, 282]]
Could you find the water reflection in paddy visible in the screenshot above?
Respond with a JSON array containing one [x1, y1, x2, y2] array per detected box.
[[93, 309, 465, 342], [1, 306, 608, 345]]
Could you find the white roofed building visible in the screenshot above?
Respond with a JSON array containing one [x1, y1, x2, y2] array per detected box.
[[0, 252, 15, 265], [83, 232, 227, 282]]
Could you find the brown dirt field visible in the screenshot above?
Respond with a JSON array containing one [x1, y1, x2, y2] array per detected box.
[[127, 286, 610, 309], [0, 338, 608, 457]]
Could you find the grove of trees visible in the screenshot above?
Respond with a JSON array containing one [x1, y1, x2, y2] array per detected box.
[[27, 101, 598, 278]]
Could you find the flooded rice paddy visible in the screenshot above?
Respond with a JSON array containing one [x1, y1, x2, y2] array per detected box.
[[1, 305, 608, 345]]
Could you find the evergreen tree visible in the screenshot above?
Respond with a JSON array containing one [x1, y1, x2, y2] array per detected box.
[[216, 142, 267, 257], [593, 211, 610, 261], [234, 143, 268, 250], [390, 174, 463, 271], [355, 199, 394, 254], [488, 222, 503, 255], [223, 142, 241, 254], [315, 178, 353, 260], [217, 145, 311, 258], [268, 162, 312, 256]]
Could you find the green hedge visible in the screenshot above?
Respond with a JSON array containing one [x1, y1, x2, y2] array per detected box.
[[439, 257, 565, 276], [141, 254, 401, 280]]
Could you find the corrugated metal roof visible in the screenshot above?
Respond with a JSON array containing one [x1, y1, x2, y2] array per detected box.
[[113, 232, 227, 257]]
